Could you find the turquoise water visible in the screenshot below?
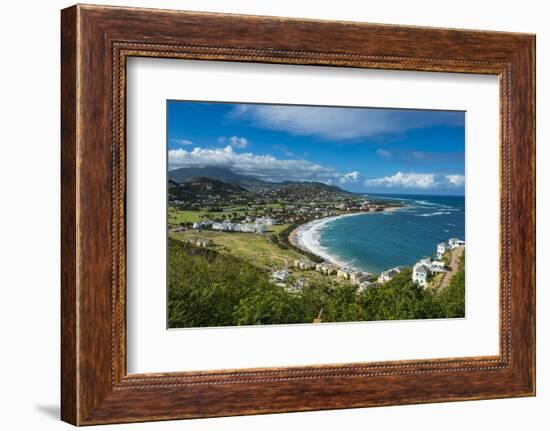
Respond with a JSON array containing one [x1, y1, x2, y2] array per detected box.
[[318, 194, 465, 273]]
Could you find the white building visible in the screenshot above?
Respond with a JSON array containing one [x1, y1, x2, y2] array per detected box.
[[294, 259, 315, 270], [437, 241, 450, 259], [315, 262, 335, 275], [211, 221, 266, 234], [430, 260, 446, 272], [412, 262, 429, 287], [255, 217, 277, 226], [417, 257, 432, 267], [237, 222, 266, 233], [192, 220, 213, 230], [337, 268, 353, 280], [377, 267, 401, 283], [238, 223, 265, 233], [448, 238, 466, 249], [211, 221, 236, 231], [254, 223, 267, 234]]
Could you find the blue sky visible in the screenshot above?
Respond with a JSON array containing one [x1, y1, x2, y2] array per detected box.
[[167, 101, 465, 195]]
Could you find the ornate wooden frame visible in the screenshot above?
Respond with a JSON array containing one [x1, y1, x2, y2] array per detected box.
[[61, 4, 535, 426]]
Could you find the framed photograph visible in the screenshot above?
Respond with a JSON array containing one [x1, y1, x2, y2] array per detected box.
[[61, 4, 535, 425]]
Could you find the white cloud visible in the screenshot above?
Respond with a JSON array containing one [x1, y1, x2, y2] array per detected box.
[[217, 136, 249, 148], [339, 171, 362, 184], [170, 138, 194, 146], [169, 145, 343, 183], [229, 105, 464, 140], [445, 174, 465, 186], [364, 172, 465, 190], [365, 172, 436, 189], [376, 148, 392, 158]]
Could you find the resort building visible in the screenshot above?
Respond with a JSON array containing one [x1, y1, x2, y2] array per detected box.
[[210, 220, 266, 234], [211, 221, 233, 231], [412, 262, 430, 287], [448, 238, 466, 249], [238, 222, 267, 233], [192, 220, 213, 230], [377, 267, 401, 283], [437, 241, 450, 259], [255, 217, 277, 226]]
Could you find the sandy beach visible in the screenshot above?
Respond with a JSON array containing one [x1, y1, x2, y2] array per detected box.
[[289, 212, 368, 267], [288, 207, 403, 268]]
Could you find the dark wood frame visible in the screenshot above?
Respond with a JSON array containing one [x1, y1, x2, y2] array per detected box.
[[61, 4, 536, 426]]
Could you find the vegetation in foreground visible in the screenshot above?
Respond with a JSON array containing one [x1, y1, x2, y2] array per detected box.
[[168, 238, 465, 328]]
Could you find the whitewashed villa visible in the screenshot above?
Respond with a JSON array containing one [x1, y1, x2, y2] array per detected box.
[[412, 262, 430, 287], [437, 241, 450, 259], [449, 238, 466, 249], [334, 267, 372, 285], [431, 260, 446, 272], [377, 267, 401, 283], [411, 238, 465, 287]]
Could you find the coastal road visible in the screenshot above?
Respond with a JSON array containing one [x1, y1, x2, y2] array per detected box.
[[439, 246, 464, 290]]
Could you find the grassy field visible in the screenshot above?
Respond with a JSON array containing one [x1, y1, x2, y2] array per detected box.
[[170, 226, 305, 269], [168, 208, 209, 224], [168, 207, 251, 224], [168, 206, 288, 226]]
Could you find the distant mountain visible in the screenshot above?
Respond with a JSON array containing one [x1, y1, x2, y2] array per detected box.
[[169, 166, 248, 183], [168, 176, 248, 203], [187, 176, 248, 192], [276, 181, 352, 195], [169, 166, 271, 191], [168, 166, 353, 194]]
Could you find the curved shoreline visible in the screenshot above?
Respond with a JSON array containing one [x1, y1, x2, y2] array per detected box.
[[288, 208, 401, 270]]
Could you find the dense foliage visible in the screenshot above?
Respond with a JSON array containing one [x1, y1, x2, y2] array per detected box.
[[436, 251, 466, 318], [168, 238, 465, 328]]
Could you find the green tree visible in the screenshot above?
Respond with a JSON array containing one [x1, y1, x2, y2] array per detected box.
[[436, 252, 465, 318]]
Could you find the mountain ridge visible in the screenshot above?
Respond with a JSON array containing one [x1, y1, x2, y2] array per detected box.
[[168, 166, 352, 194]]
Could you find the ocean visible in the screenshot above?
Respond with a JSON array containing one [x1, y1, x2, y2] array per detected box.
[[309, 194, 465, 273]]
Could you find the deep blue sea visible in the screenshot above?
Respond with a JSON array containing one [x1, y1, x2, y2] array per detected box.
[[318, 194, 465, 273]]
